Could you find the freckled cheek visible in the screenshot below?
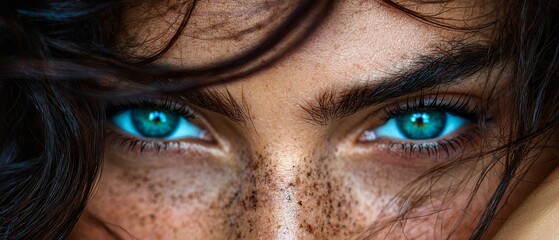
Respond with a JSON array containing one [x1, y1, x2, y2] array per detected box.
[[83, 158, 240, 239], [344, 154, 498, 239], [373, 189, 491, 240], [342, 154, 435, 222]]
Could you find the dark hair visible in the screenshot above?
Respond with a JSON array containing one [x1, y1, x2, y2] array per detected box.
[[1, 0, 558, 239]]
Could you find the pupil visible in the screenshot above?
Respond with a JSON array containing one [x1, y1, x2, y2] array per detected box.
[[410, 113, 429, 128], [149, 112, 167, 124]]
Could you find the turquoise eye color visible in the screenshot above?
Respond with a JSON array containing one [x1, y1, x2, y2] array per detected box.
[[371, 110, 468, 141], [131, 109, 180, 138], [395, 111, 446, 140], [111, 108, 203, 139]]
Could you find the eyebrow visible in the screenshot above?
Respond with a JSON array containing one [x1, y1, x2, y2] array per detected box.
[[173, 88, 251, 125], [164, 43, 494, 126], [301, 42, 495, 125]]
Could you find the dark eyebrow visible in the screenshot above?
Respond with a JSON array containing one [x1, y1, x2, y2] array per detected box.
[[301, 43, 495, 125], [173, 88, 250, 125]]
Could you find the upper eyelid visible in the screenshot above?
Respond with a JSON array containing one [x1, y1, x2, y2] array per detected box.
[[378, 94, 479, 121], [106, 98, 198, 119]]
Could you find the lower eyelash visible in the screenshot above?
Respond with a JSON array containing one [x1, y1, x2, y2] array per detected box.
[[385, 128, 481, 159], [122, 138, 181, 153], [106, 128, 182, 153]]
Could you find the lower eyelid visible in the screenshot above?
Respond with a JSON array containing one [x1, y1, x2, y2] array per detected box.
[[104, 131, 222, 168], [105, 127, 216, 155], [355, 127, 481, 162]]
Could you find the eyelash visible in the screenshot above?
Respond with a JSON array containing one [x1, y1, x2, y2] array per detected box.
[[380, 94, 477, 121], [106, 98, 197, 119], [105, 98, 200, 153], [375, 94, 488, 158]]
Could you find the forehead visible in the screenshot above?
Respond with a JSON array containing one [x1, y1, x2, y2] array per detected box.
[[118, 0, 494, 70], [115, 1, 497, 133]]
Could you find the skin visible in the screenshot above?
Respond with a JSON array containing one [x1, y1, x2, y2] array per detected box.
[[494, 166, 559, 240], [69, 1, 558, 239]]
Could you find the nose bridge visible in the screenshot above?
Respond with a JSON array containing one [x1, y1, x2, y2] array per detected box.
[[222, 79, 354, 239], [233, 143, 305, 240], [230, 137, 354, 239]]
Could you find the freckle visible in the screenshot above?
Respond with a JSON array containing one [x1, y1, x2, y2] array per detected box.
[[249, 191, 257, 209], [251, 159, 260, 171], [296, 176, 302, 185], [306, 224, 314, 234]]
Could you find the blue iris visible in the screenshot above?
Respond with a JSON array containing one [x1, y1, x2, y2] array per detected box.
[[374, 110, 467, 140], [112, 108, 203, 139]]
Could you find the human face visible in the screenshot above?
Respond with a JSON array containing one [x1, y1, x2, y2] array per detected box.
[[70, 1, 555, 239]]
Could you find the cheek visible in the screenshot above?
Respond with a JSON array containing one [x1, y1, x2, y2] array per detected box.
[[75, 155, 241, 239], [74, 151, 390, 239], [344, 153, 502, 240], [72, 148, 512, 240]]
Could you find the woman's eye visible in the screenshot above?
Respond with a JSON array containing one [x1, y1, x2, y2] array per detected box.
[[111, 108, 204, 139], [366, 110, 469, 141]]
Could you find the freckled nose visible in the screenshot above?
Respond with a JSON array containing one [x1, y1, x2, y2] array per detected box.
[[228, 149, 301, 240], [228, 146, 354, 240]]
